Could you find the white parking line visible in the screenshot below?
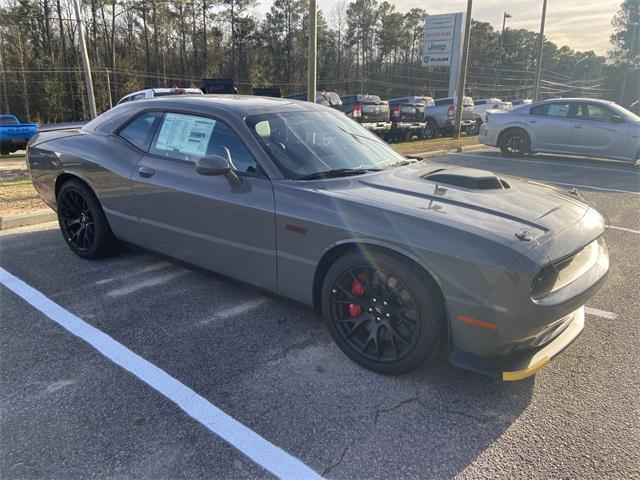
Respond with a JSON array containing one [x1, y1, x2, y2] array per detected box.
[[585, 307, 618, 320], [608, 225, 640, 235], [0, 267, 323, 480], [544, 181, 640, 195], [451, 152, 640, 175]]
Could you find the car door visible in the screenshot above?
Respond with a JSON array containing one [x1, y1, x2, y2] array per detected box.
[[528, 102, 575, 152], [571, 103, 632, 159], [130, 111, 277, 291]]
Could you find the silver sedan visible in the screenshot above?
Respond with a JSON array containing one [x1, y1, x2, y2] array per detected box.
[[480, 98, 640, 162]]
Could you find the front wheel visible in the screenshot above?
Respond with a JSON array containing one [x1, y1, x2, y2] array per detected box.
[[56, 179, 119, 258], [321, 250, 445, 375], [499, 129, 530, 156]]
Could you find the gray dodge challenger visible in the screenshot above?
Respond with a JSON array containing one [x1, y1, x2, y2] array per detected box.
[[26, 95, 610, 380]]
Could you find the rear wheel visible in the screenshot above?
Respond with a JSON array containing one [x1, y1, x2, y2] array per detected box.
[[499, 129, 530, 156], [56, 179, 119, 258], [321, 250, 445, 374], [422, 119, 439, 140]]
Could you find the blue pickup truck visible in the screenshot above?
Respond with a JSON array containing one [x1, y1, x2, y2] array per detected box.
[[0, 115, 38, 155]]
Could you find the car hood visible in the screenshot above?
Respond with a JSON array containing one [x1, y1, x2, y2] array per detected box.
[[316, 162, 604, 255]]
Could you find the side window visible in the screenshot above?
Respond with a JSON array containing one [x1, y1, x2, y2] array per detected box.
[[546, 103, 571, 118], [208, 122, 258, 174], [151, 113, 217, 161], [584, 104, 614, 122], [119, 112, 162, 151], [150, 113, 258, 174], [530, 104, 547, 116]]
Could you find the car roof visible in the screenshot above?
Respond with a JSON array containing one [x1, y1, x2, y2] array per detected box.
[[120, 94, 327, 117], [539, 97, 613, 105]]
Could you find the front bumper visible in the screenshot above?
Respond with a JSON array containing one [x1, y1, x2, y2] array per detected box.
[[479, 123, 500, 146], [362, 122, 392, 132], [450, 306, 585, 381]]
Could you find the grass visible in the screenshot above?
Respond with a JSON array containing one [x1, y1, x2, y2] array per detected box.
[[0, 177, 46, 216], [391, 135, 479, 155]]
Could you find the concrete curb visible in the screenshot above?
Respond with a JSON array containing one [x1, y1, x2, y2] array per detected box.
[[412, 149, 449, 159], [0, 210, 56, 230], [456, 144, 494, 153]]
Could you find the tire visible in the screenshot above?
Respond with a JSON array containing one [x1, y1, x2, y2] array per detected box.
[[499, 128, 530, 156], [422, 119, 439, 140], [56, 178, 119, 258], [466, 119, 482, 136], [321, 249, 445, 375]]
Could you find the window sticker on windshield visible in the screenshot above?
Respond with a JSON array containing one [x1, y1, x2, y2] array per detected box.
[[156, 113, 216, 157]]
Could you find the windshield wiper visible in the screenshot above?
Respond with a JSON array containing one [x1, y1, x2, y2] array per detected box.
[[387, 158, 420, 168], [298, 168, 381, 180]]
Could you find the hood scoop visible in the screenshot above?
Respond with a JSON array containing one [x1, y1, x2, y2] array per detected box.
[[423, 167, 509, 191]]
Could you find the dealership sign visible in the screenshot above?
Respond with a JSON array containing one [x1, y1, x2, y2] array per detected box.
[[422, 12, 464, 95], [422, 13, 462, 67]]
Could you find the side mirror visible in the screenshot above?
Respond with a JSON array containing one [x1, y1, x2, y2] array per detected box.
[[196, 149, 242, 187], [196, 155, 231, 176], [610, 114, 625, 124]]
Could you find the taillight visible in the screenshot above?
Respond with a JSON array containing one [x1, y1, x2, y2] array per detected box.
[[352, 103, 362, 118], [392, 105, 401, 118], [492, 103, 500, 109], [447, 105, 455, 117]]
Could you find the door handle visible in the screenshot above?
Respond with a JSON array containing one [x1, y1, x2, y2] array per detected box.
[[530, 120, 537, 124], [574, 125, 582, 129], [138, 166, 155, 178]]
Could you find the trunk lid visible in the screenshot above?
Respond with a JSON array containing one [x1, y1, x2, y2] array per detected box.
[[360, 96, 390, 123]]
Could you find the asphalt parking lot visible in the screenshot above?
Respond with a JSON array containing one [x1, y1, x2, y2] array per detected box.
[[1, 149, 639, 479]]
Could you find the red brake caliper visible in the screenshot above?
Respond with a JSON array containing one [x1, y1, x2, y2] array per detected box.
[[348, 272, 367, 317]]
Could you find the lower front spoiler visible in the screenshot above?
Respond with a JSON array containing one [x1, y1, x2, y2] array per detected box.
[[449, 306, 585, 381]]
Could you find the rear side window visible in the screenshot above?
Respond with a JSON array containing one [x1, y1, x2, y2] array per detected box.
[[119, 112, 162, 151]]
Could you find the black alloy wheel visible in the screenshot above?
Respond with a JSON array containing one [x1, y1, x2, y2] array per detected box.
[[58, 189, 95, 252], [500, 129, 530, 156], [56, 179, 119, 258], [322, 250, 444, 374], [330, 265, 420, 363]]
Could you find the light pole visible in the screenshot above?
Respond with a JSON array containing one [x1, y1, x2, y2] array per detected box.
[[72, 0, 97, 118], [494, 12, 512, 96], [533, 0, 548, 101]]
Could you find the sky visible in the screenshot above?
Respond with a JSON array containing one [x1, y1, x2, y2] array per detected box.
[[257, 0, 621, 55]]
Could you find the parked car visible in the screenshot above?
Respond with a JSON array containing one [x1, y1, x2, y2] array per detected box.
[[510, 98, 533, 107], [424, 96, 476, 137], [474, 98, 513, 122], [285, 91, 342, 108], [0, 114, 38, 155], [27, 95, 609, 380], [116, 87, 203, 105], [480, 98, 640, 162], [387, 97, 428, 142], [339, 94, 391, 135]]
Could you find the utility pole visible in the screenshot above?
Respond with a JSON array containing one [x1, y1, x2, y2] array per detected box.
[[533, 0, 547, 101], [494, 12, 512, 96], [0, 39, 9, 113], [307, 0, 317, 103], [72, 0, 97, 119], [105, 68, 113, 109], [453, 0, 472, 140]]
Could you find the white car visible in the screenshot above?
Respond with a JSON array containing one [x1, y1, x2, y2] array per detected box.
[[474, 98, 512, 122], [116, 87, 203, 105], [480, 98, 640, 162]]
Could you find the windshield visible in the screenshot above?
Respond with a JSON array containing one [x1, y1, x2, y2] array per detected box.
[[610, 102, 640, 123], [246, 110, 407, 179]]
